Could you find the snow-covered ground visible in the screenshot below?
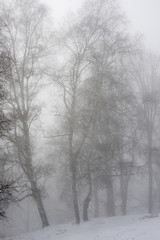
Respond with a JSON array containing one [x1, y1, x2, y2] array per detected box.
[[3, 215, 160, 240]]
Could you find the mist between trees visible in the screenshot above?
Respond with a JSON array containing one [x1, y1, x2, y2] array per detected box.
[[0, 0, 160, 237]]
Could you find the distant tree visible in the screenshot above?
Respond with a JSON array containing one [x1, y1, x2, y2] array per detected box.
[[132, 52, 160, 214], [82, 0, 135, 218], [48, 0, 134, 223]]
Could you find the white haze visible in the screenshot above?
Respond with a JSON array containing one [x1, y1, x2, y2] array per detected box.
[[44, 0, 160, 53], [1, 0, 160, 238]]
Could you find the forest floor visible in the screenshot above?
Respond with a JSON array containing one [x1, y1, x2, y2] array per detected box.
[[3, 214, 160, 240]]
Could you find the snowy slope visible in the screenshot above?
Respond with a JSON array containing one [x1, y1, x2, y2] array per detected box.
[[3, 215, 160, 240]]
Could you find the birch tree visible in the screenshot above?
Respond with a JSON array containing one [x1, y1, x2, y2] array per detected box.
[[49, 0, 133, 223], [133, 52, 160, 214], [0, 0, 51, 227]]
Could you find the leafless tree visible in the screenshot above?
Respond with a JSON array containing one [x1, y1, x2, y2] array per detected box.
[[47, 0, 133, 223], [0, 0, 51, 227], [132, 51, 160, 214]]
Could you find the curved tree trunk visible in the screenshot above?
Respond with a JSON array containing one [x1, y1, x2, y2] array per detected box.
[[18, 122, 49, 227], [31, 180, 49, 227], [83, 170, 92, 221], [94, 185, 100, 218]]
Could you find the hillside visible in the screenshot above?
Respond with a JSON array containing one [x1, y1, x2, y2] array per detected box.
[[3, 215, 160, 240]]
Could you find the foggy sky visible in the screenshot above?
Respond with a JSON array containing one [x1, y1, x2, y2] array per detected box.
[[44, 0, 160, 54]]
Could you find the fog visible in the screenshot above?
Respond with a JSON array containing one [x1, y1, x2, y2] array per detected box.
[[0, 0, 160, 239], [46, 0, 160, 52]]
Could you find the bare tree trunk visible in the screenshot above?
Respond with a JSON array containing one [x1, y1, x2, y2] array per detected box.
[[83, 168, 92, 221], [122, 189, 128, 216], [23, 122, 49, 227], [120, 175, 129, 215], [26, 165, 49, 227], [120, 138, 135, 215], [120, 174, 125, 215], [31, 180, 49, 227], [106, 176, 116, 217], [93, 182, 99, 218], [72, 174, 80, 224], [21, 154, 49, 227], [68, 89, 81, 224], [70, 158, 80, 224], [119, 151, 128, 215], [148, 128, 153, 214]]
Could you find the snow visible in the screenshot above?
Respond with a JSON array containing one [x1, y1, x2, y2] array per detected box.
[[3, 215, 160, 240]]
